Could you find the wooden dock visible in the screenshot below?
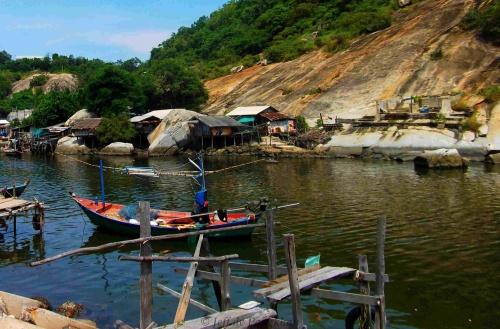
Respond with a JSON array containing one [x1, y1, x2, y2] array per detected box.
[[30, 202, 390, 329], [0, 196, 45, 234]]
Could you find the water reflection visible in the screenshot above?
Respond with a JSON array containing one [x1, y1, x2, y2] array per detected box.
[[0, 154, 499, 329]]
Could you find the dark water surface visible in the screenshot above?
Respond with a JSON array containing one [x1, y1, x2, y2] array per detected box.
[[0, 154, 499, 329]]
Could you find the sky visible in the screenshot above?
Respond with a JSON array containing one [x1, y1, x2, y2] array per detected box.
[[0, 0, 227, 62]]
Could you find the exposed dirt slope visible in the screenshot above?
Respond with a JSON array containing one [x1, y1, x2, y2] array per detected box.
[[12, 73, 78, 94], [203, 0, 499, 119]]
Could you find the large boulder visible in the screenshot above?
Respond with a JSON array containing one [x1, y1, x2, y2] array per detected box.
[[487, 153, 500, 165], [414, 148, 468, 168], [55, 136, 90, 155], [487, 102, 500, 151], [99, 142, 134, 155], [65, 109, 94, 126], [148, 109, 204, 155]]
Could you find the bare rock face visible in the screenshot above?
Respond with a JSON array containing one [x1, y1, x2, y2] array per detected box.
[[11, 73, 78, 94], [487, 102, 500, 151], [148, 109, 204, 155], [55, 136, 90, 155], [203, 0, 498, 121], [487, 153, 500, 164], [100, 142, 134, 155], [414, 148, 469, 168], [65, 109, 94, 127]]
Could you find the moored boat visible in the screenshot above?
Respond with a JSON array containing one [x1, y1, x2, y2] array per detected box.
[[1, 179, 30, 198], [72, 194, 259, 238]]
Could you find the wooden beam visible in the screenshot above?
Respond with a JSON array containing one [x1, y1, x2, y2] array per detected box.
[[30, 223, 266, 267], [174, 234, 204, 325], [159, 308, 277, 329], [174, 268, 268, 288], [157, 283, 217, 314], [229, 262, 288, 275], [139, 201, 153, 329], [375, 217, 387, 329], [199, 238, 222, 311], [311, 288, 380, 306], [119, 254, 239, 263], [283, 234, 304, 329]]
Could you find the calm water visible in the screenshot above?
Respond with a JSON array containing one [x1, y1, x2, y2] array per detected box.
[[0, 154, 499, 329]]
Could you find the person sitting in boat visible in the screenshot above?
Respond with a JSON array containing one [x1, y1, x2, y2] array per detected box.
[[192, 189, 210, 225]]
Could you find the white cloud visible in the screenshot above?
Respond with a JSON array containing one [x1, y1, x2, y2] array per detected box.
[[104, 30, 172, 54]]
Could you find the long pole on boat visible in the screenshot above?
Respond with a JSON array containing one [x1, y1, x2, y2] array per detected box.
[[99, 160, 105, 208]]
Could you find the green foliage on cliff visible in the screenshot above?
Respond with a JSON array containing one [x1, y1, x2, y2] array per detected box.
[[151, 0, 396, 79], [462, 2, 500, 44]]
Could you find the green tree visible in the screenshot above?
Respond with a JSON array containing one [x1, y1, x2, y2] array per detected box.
[[148, 59, 208, 110], [84, 66, 144, 116], [295, 115, 309, 133], [30, 91, 80, 127], [0, 50, 12, 66], [0, 73, 12, 98], [96, 114, 136, 144], [8, 90, 36, 110]]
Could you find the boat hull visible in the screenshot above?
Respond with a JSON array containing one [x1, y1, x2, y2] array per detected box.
[[75, 197, 258, 239], [1, 180, 29, 198]]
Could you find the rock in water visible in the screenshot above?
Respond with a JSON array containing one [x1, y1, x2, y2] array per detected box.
[[487, 153, 500, 165], [414, 148, 468, 168], [55, 136, 90, 155], [57, 301, 84, 318], [100, 142, 134, 155], [148, 109, 204, 155]]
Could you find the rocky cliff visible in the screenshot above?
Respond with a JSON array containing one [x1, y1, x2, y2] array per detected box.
[[11, 73, 78, 94], [203, 0, 499, 120]]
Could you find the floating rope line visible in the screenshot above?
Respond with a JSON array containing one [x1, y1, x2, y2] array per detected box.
[[54, 152, 265, 177]]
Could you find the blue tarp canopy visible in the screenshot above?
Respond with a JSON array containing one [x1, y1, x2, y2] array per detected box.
[[238, 116, 255, 124]]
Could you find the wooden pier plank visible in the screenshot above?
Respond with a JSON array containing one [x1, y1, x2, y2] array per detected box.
[[159, 307, 277, 329], [267, 267, 356, 302], [174, 268, 269, 288]]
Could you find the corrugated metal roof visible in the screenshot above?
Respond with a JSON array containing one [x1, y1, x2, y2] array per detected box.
[[0, 119, 10, 125], [226, 105, 276, 116], [71, 118, 102, 130], [130, 109, 174, 123], [260, 112, 291, 121], [192, 116, 245, 128]]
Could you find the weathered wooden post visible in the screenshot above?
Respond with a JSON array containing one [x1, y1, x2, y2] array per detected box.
[[200, 238, 222, 309], [174, 234, 204, 324], [139, 201, 153, 329], [265, 209, 278, 281], [220, 259, 231, 311], [375, 217, 386, 329], [358, 254, 372, 329], [283, 234, 304, 329]]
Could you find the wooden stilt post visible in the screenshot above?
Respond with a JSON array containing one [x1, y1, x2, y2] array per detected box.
[[375, 217, 386, 329], [200, 238, 222, 309], [220, 260, 231, 311], [265, 209, 277, 281], [359, 254, 372, 329], [139, 201, 153, 329], [211, 135, 214, 149], [283, 234, 304, 329], [13, 215, 17, 236]]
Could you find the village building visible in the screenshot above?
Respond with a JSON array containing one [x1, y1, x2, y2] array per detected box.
[[7, 109, 33, 123], [0, 119, 10, 140], [226, 105, 279, 126], [188, 115, 246, 149], [260, 112, 297, 136], [130, 110, 173, 148], [70, 118, 102, 148]]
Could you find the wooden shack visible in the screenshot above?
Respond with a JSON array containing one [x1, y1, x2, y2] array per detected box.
[[226, 105, 278, 126], [131, 110, 172, 148], [70, 118, 102, 147], [260, 112, 297, 135], [189, 115, 245, 149]]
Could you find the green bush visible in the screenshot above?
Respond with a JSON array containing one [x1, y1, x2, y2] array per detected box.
[[96, 114, 136, 144], [479, 85, 500, 103], [462, 113, 481, 133], [295, 115, 309, 133], [306, 87, 322, 95], [29, 74, 49, 88], [430, 49, 443, 60], [462, 3, 500, 44]]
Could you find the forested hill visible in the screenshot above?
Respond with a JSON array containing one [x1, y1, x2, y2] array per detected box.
[[151, 0, 396, 79]]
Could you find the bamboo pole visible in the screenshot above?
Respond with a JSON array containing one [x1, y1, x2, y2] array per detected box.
[[375, 217, 386, 329], [359, 254, 372, 329], [29, 223, 266, 267]]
